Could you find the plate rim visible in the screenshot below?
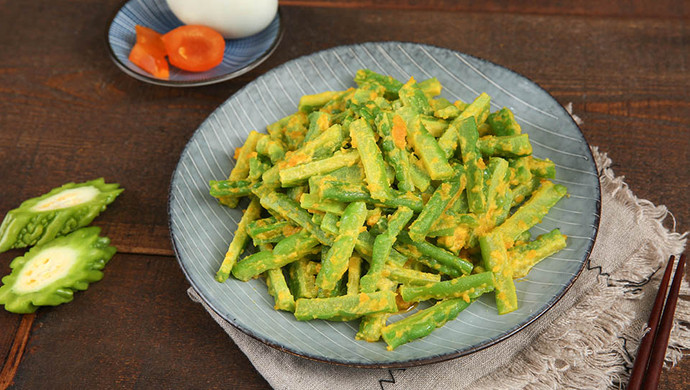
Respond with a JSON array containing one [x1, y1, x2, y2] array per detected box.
[[104, 0, 285, 88], [167, 41, 602, 368]]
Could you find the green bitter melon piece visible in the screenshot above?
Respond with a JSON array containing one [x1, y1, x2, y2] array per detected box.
[[0, 226, 116, 313], [0, 178, 123, 252]]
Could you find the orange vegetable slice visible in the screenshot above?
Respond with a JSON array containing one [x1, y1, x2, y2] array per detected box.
[[128, 25, 169, 79], [135, 25, 167, 57], [161, 25, 225, 72]]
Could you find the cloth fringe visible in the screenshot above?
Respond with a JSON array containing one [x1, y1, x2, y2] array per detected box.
[[597, 146, 689, 370]]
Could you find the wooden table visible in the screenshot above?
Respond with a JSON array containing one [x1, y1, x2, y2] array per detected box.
[[1, 1, 688, 388]]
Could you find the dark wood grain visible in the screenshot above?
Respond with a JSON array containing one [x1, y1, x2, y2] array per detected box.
[[0, 0, 688, 389], [281, 0, 690, 19], [1, 4, 687, 250], [0, 314, 34, 390], [5, 254, 270, 390]]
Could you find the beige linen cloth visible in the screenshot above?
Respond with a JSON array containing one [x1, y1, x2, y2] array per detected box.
[[189, 146, 688, 389]]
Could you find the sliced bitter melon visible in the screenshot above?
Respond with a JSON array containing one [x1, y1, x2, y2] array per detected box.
[[0, 226, 116, 313], [0, 178, 123, 252]]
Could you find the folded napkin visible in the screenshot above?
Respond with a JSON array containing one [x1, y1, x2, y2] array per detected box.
[[188, 147, 688, 389]]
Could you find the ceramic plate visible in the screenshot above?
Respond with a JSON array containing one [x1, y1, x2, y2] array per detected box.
[[168, 42, 601, 367], [106, 0, 283, 87]]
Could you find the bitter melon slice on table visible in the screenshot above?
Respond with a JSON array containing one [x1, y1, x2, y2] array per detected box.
[[0, 178, 123, 252], [0, 226, 116, 313]]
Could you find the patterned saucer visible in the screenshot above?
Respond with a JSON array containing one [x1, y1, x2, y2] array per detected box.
[[106, 0, 283, 87]]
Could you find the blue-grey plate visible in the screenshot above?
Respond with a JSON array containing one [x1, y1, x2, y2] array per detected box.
[[168, 42, 601, 367], [106, 0, 283, 87]]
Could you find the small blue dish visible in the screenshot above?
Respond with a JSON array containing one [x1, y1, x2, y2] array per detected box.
[[106, 0, 283, 87]]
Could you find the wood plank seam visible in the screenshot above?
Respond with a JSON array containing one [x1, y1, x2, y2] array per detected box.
[[0, 314, 35, 390], [278, 1, 690, 20]]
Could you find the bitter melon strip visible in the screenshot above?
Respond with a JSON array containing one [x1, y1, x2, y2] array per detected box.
[[0, 178, 123, 252], [0, 226, 116, 313]]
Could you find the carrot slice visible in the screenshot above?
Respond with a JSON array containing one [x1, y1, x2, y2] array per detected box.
[[129, 44, 169, 79], [161, 25, 225, 72], [134, 25, 167, 57], [128, 25, 169, 79]]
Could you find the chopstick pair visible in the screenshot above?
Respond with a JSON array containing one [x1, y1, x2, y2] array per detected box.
[[628, 253, 686, 390]]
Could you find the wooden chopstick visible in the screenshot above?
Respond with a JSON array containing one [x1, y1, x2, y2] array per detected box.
[[642, 253, 686, 388], [627, 255, 677, 389], [628, 253, 686, 390]]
